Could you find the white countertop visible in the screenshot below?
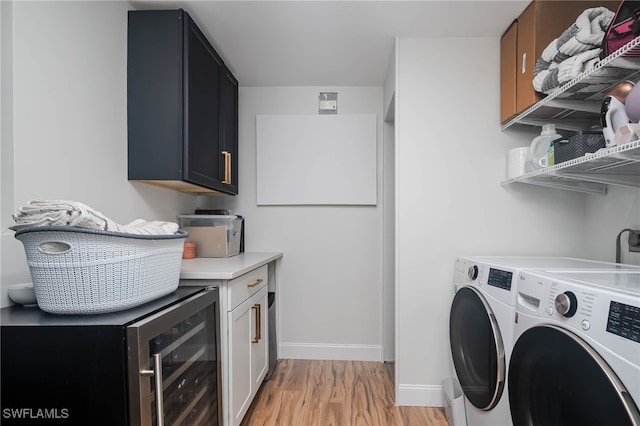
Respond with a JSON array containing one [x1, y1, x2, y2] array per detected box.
[[180, 252, 283, 280]]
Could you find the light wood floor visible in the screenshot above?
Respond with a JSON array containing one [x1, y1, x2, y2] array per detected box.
[[240, 359, 450, 426]]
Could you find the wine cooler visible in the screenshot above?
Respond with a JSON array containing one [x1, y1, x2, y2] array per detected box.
[[1, 286, 222, 426]]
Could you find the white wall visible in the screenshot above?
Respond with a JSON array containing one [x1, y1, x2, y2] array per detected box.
[[0, 1, 13, 304], [0, 1, 199, 307], [584, 185, 640, 265], [394, 37, 591, 406], [198, 86, 386, 360]]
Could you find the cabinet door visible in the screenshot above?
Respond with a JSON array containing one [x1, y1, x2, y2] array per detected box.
[[183, 13, 225, 190], [500, 20, 517, 124], [228, 298, 253, 426], [219, 65, 239, 194], [227, 287, 268, 426], [127, 10, 184, 181], [251, 289, 269, 389]]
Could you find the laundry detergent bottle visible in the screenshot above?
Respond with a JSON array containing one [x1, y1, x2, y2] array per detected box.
[[525, 124, 561, 172]]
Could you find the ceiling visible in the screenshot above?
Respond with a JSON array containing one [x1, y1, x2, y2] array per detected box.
[[130, 1, 530, 86]]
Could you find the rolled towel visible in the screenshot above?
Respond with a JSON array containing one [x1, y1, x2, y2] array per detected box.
[[10, 200, 179, 235], [533, 7, 614, 94]]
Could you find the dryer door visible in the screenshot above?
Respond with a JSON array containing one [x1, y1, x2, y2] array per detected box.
[[509, 325, 640, 426], [449, 286, 505, 410]]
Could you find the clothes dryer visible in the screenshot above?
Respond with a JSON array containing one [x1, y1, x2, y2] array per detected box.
[[449, 257, 638, 426], [509, 270, 640, 426]]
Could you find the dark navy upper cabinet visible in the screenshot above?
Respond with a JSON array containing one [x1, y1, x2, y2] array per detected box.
[[127, 9, 238, 195]]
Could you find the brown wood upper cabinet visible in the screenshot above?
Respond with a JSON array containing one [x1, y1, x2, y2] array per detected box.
[[127, 9, 239, 195], [500, 1, 619, 124], [500, 20, 518, 124]]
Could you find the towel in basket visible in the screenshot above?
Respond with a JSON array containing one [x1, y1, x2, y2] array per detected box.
[[10, 199, 179, 235], [14, 226, 188, 314]]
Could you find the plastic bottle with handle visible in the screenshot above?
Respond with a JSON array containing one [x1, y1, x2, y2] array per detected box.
[[525, 124, 562, 173]]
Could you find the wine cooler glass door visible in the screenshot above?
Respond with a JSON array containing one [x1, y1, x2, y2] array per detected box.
[[128, 288, 221, 426]]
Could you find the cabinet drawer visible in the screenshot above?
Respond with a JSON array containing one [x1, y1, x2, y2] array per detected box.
[[228, 265, 268, 311]]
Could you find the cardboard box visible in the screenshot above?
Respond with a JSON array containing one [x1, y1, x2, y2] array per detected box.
[[501, 1, 620, 123], [179, 215, 242, 258], [500, 20, 518, 123]]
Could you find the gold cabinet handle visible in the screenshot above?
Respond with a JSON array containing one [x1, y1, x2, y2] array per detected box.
[[221, 151, 231, 184], [247, 278, 263, 288], [251, 303, 261, 343]]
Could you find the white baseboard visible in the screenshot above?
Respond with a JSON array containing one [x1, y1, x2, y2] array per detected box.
[[396, 384, 444, 407], [277, 344, 443, 407], [279, 342, 383, 361]]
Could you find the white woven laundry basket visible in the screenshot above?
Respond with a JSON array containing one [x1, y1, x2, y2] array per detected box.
[[14, 226, 187, 314]]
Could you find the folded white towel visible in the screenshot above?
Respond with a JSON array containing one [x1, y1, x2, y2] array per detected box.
[[10, 200, 179, 235]]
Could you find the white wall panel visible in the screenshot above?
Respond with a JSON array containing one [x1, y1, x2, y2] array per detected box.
[[256, 114, 377, 205]]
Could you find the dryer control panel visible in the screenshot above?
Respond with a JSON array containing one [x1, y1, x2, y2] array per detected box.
[[487, 268, 513, 291], [454, 257, 519, 307]]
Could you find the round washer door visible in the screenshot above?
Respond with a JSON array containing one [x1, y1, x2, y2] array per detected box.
[[449, 286, 505, 410], [509, 325, 640, 426]]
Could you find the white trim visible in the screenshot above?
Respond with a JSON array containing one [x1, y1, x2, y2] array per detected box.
[[279, 342, 383, 361], [393, 34, 401, 405], [396, 384, 444, 407]]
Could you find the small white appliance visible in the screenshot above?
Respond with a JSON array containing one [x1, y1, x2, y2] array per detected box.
[[509, 270, 640, 425], [601, 95, 632, 147], [449, 256, 639, 426]]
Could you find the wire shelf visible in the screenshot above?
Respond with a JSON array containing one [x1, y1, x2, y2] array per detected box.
[[502, 140, 640, 195], [502, 37, 640, 132], [501, 37, 640, 194]]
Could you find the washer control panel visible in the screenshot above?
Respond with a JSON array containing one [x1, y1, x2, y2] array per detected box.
[[548, 282, 597, 320], [517, 270, 640, 366]]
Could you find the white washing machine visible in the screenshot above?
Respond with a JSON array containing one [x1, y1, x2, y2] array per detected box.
[[509, 270, 640, 425], [449, 257, 639, 426]]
